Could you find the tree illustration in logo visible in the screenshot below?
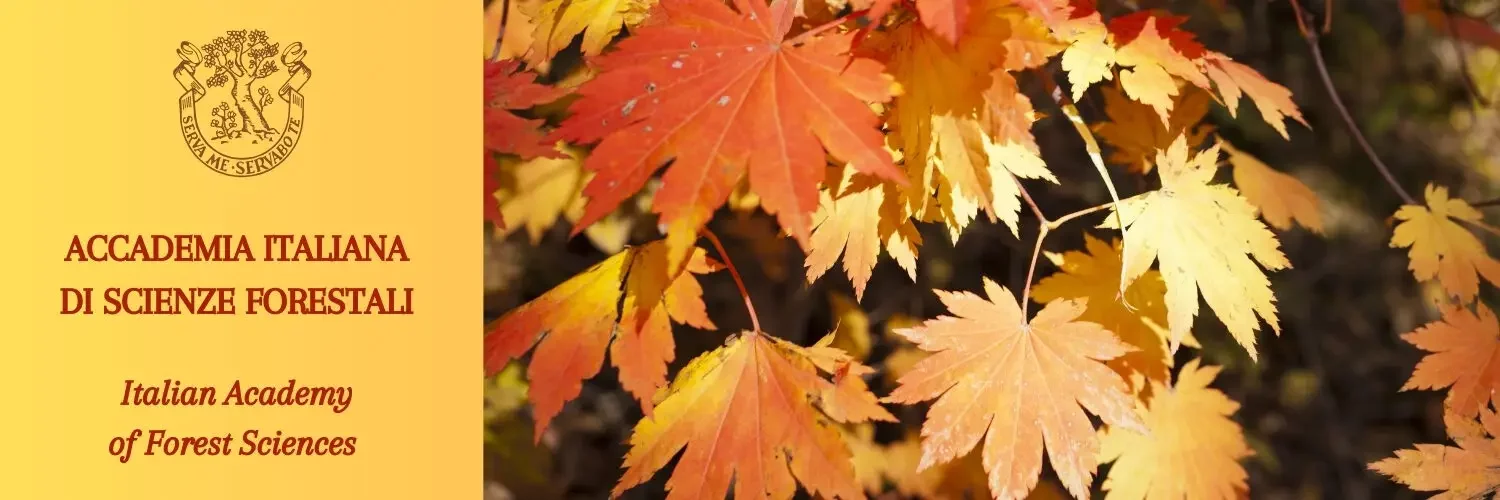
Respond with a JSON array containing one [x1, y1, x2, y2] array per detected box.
[[200, 30, 281, 142]]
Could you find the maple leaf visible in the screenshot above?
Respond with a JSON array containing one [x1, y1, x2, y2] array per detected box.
[[1098, 359, 1253, 500], [884, 278, 1146, 500], [553, 0, 904, 273], [485, 59, 567, 159], [1107, 13, 1209, 126], [1201, 51, 1307, 139], [522, 0, 652, 69], [1371, 398, 1500, 499], [1033, 234, 1192, 395], [1400, 303, 1500, 421], [1093, 81, 1214, 173], [806, 164, 922, 301], [493, 147, 588, 244], [1101, 135, 1289, 359], [492, 147, 641, 252], [1058, 8, 1115, 102], [613, 330, 891, 500], [483, 239, 718, 437], [998, 5, 1067, 71], [1391, 184, 1500, 303], [1223, 141, 1324, 234], [873, 3, 1056, 240]]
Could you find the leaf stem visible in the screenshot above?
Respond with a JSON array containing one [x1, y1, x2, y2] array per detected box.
[[1016, 179, 1050, 226], [1290, 0, 1417, 205], [702, 228, 762, 333], [1020, 224, 1049, 319], [1016, 195, 1137, 318], [785, 9, 866, 47], [1046, 200, 1122, 231]]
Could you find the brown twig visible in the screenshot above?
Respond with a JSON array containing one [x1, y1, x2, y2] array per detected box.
[[1440, 0, 1494, 107], [1016, 194, 1141, 318], [1289, 0, 1417, 205], [1016, 181, 1050, 318], [489, 0, 511, 62], [702, 228, 762, 333]]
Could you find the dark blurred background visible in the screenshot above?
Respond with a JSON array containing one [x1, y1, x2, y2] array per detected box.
[[483, 0, 1500, 498]]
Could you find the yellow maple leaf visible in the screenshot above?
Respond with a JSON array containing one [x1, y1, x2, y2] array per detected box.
[[494, 149, 588, 245], [522, 0, 652, 69], [828, 292, 874, 361], [1098, 359, 1252, 500], [1371, 398, 1500, 499], [1101, 134, 1289, 359], [1223, 141, 1324, 234], [874, 0, 1057, 241], [1058, 11, 1116, 101], [806, 165, 922, 301], [493, 147, 637, 252], [1093, 82, 1214, 173], [1391, 184, 1500, 303], [614, 330, 891, 500], [1033, 234, 1196, 395], [1112, 16, 1209, 127]]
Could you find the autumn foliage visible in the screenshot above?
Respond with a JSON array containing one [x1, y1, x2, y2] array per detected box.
[[484, 0, 1500, 498]]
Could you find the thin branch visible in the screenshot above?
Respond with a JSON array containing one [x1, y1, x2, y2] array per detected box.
[[1016, 197, 1139, 318], [489, 0, 511, 62], [1471, 197, 1500, 208], [1020, 224, 1050, 319], [702, 228, 762, 333], [1016, 179, 1050, 226], [1440, 0, 1494, 107], [1289, 0, 1417, 205]]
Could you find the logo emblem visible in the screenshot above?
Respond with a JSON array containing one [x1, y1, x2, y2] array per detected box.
[[173, 30, 311, 177]]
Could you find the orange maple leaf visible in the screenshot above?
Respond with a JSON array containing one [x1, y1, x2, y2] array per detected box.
[[485, 59, 566, 159], [1092, 81, 1214, 173], [1223, 141, 1324, 233], [1032, 234, 1191, 396], [1391, 184, 1500, 303], [483, 239, 718, 437], [806, 164, 921, 301], [1098, 359, 1253, 500], [1400, 302, 1500, 421], [1201, 51, 1307, 139], [914, 0, 968, 45], [1372, 398, 1500, 499], [553, 0, 905, 273], [613, 330, 893, 500], [884, 278, 1146, 500]]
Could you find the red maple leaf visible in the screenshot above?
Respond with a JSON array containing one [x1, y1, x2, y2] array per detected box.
[[551, 0, 905, 271], [485, 59, 566, 159]]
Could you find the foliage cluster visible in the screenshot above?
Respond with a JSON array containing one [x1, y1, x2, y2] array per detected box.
[[483, 0, 1500, 498]]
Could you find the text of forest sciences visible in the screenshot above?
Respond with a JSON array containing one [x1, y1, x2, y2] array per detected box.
[[109, 379, 357, 463], [59, 234, 416, 315]]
